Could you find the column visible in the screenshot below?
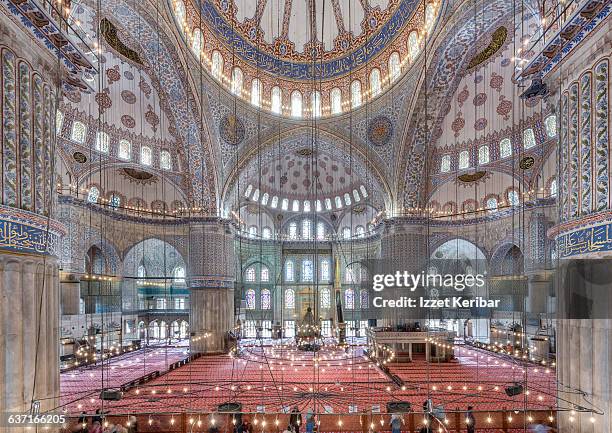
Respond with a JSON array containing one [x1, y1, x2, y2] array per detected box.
[[188, 219, 235, 353]]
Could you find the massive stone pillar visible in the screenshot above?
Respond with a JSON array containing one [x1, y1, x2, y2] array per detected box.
[[188, 219, 235, 353], [0, 11, 64, 424], [547, 19, 612, 433]]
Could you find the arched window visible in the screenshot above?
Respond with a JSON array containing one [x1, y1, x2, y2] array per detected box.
[[369, 68, 382, 97], [344, 193, 352, 206], [245, 266, 256, 282], [330, 88, 342, 114], [389, 52, 401, 82], [320, 287, 331, 308], [285, 288, 295, 309], [302, 260, 313, 282], [523, 128, 536, 149], [141, 146, 152, 166], [160, 150, 172, 170], [408, 31, 420, 61], [303, 201, 311, 212], [291, 91, 302, 117], [87, 186, 100, 203], [342, 227, 351, 239], [231, 68, 243, 95], [458, 150, 470, 169], [109, 194, 121, 209], [251, 79, 262, 107], [345, 267, 355, 283], [344, 288, 355, 309], [360, 185, 369, 198], [261, 193, 269, 205], [353, 189, 361, 202], [271, 86, 282, 114], [248, 226, 257, 237], [486, 197, 498, 212], [95, 131, 109, 153], [315, 200, 322, 212], [355, 226, 365, 238], [55, 110, 64, 134], [550, 179, 557, 197], [281, 198, 289, 211], [321, 259, 330, 281], [270, 196, 278, 209], [288, 222, 297, 239], [292, 200, 300, 212], [425, 3, 436, 33], [351, 80, 362, 108], [500, 138, 512, 158], [508, 190, 520, 206], [252, 188, 260, 201], [545, 115, 557, 137], [245, 289, 256, 310], [262, 227, 272, 239], [316, 222, 325, 240], [335, 196, 343, 209], [285, 260, 295, 281], [118, 139, 131, 160], [173, 266, 186, 283], [311, 91, 322, 118], [302, 219, 312, 239], [261, 266, 270, 282], [71, 121, 87, 143], [191, 28, 203, 59], [478, 145, 490, 165], [261, 289, 271, 310], [244, 184, 253, 198], [440, 155, 451, 172], [137, 264, 146, 284], [211, 50, 224, 80], [173, 0, 186, 26], [360, 289, 369, 309]]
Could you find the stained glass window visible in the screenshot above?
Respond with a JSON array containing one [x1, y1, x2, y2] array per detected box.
[[87, 186, 99, 203], [351, 80, 362, 108], [302, 219, 312, 239], [261, 289, 271, 310], [355, 226, 365, 238], [141, 146, 152, 166], [248, 226, 257, 237], [315, 200, 322, 212], [291, 91, 302, 117], [191, 28, 203, 59], [330, 88, 342, 114], [211, 50, 224, 80], [342, 227, 351, 239], [160, 150, 172, 170], [289, 222, 297, 239], [311, 91, 322, 118], [360, 290, 369, 309], [345, 267, 354, 283], [55, 110, 64, 134], [251, 79, 261, 107], [71, 121, 87, 143], [550, 179, 557, 197], [320, 288, 331, 309], [389, 52, 401, 82], [440, 155, 451, 172], [285, 260, 294, 281], [523, 128, 536, 149], [345, 288, 355, 309], [545, 115, 557, 137], [324, 198, 332, 210], [316, 222, 325, 240], [261, 193, 269, 206], [292, 200, 300, 212], [231, 68, 243, 95], [252, 189, 260, 201], [486, 197, 498, 212], [137, 264, 146, 284], [303, 201, 311, 212], [344, 193, 352, 206], [262, 227, 272, 239], [261, 266, 270, 282], [173, 266, 185, 283], [353, 189, 361, 202], [369, 68, 382, 97], [109, 194, 121, 209], [270, 196, 278, 208], [500, 138, 512, 158], [245, 266, 256, 282], [360, 185, 368, 197], [244, 184, 253, 198], [478, 145, 490, 165], [408, 31, 420, 61], [281, 198, 289, 211], [321, 259, 330, 281], [271, 86, 282, 114], [508, 190, 520, 206], [458, 150, 470, 169], [425, 3, 436, 33], [118, 139, 131, 160], [245, 289, 256, 310], [335, 196, 343, 209], [285, 289, 295, 309], [96, 131, 109, 153], [173, 0, 186, 25], [302, 260, 313, 282]]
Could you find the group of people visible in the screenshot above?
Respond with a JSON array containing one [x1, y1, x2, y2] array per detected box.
[[74, 411, 137, 433]]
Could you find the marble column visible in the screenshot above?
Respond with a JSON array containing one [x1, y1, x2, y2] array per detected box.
[[188, 219, 235, 353]]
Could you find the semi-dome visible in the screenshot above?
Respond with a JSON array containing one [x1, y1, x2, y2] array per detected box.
[[170, 0, 441, 118]]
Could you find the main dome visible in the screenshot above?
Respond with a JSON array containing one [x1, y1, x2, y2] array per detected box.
[[170, 0, 440, 117]]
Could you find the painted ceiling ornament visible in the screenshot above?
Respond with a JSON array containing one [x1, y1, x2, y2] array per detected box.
[[106, 64, 121, 85], [474, 117, 488, 131], [496, 95, 512, 120], [95, 88, 112, 113], [139, 76, 152, 98], [457, 85, 469, 107], [451, 112, 465, 137], [466, 26, 508, 70], [367, 115, 394, 146], [473, 92, 487, 106], [219, 114, 245, 146], [121, 89, 137, 104], [145, 104, 160, 132], [100, 18, 143, 64], [119, 167, 158, 184], [121, 114, 136, 129], [489, 72, 504, 92], [66, 89, 82, 103]]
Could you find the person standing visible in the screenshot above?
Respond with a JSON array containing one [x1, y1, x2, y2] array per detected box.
[[390, 414, 402, 433], [465, 406, 476, 433], [290, 406, 302, 433]]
